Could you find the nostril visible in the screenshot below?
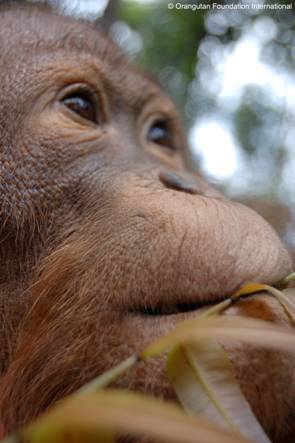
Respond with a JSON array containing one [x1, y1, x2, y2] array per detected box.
[[159, 170, 202, 195]]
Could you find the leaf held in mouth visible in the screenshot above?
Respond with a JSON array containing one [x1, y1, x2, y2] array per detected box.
[[282, 288, 295, 308], [233, 282, 267, 298], [269, 286, 295, 323], [140, 315, 295, 358], [3, 280, 295, 443], [277, 272, 295, 288], [167, 340, 270, 443], [237, 283, 295, 324]]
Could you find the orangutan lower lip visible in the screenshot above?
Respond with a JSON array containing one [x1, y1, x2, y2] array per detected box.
[[136, 297, 227, 316]]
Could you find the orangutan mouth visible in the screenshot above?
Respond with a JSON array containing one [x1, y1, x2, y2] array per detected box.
[[136, 297, 227, 316]]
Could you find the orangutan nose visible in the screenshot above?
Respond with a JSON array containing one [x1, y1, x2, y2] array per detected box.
[[159, 170, 202, 195]]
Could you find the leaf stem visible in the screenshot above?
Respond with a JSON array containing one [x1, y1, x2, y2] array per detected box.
[[276, 272, 295, 289], [76, 355, 138, 395]]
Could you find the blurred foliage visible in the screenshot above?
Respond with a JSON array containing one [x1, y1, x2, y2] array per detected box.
[[118, 0, 207, 114], [117, 0, 294, 121]]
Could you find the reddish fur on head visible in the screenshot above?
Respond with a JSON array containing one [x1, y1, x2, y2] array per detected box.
[[0, 4, 294, 442]]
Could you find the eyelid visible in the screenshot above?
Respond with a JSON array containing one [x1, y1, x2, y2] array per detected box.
[[58, 82, 98, 100], [141, 112, 168, 135], [56, 82, 107, 126], [143, 114, 176, 148]]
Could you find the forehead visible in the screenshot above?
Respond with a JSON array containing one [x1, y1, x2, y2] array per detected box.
[[0, 5, 161, 108], [0, 6, 123, 62]]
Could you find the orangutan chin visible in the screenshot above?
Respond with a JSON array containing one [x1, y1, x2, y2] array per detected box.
[[0, 3, 294, 442]]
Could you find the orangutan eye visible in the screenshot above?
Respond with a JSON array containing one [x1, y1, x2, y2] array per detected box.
[[147, 119, 175, 150], [61, 88, 98, 124]]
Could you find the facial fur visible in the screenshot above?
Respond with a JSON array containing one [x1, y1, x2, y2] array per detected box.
[[0, 4, 294, 442]]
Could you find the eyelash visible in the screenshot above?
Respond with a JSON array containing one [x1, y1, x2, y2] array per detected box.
[[59, 85, 100, 124], [147, 118, 176, 151]]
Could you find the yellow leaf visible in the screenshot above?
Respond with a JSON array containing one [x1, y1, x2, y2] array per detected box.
[[274, 287, 295, 323], [240, 284, 295, 324], [23, 424, 114, 443], [22, 390, 249, 443], [141, 315, 295, 358], [277, 272, 295, 288], [77, 355, 138, 395], [233, 283, 267, 298], [167, 340, 270, 442]]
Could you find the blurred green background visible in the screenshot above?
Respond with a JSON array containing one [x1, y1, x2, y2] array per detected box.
[[19, 0, 295, 255]]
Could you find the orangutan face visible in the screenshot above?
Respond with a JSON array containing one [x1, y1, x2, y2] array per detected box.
[[0, 4, 293, 443]]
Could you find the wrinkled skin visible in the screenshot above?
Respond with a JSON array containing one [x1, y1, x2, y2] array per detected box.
[[0, 4, 294, 442]]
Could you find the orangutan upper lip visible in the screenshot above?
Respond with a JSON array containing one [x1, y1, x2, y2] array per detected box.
[[136, 298, 226, 316]]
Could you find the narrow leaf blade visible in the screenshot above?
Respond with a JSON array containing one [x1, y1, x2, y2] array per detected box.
[[255, 285, 295, 324], [22, 390, 249, 443], [141, 315, 295, 358]]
